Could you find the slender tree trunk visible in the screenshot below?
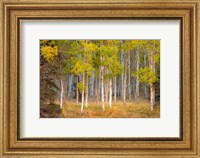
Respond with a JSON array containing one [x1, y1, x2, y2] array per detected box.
[[135, 47, 140, 102], [149, 48, 156, 111], [81, 73, 85, 113], [98, 67, 101, 98], [121, 52, 124, 100], [132, 52, 136, 98], [56, 79, 60, 100], [64, 77, 67, 104], [62, 77, 66, 103], [109, 78, 112, 108], [101, 63, 105, 111], [91, 71, 94, 97], [150, 83, 155, 111], [64, 77, 67, 99], [117, 76, 120, 97], [84, 39, 89, 108], [105, 80, 108, 105], [76, 76, 79, 106], [95, 77, 99, 105], [128, 53, 131, 100], [114, 76, 117, 105], [123, 53, 128, 105], [68, 74, 73, 99], [143, 50, 148, 99], [59, 79, 64, 109], [85, 73, 88, 108], [105, 70, 108, 105], [68, 74, 71, 99]]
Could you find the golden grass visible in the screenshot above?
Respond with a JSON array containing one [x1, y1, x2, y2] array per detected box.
[[58, 99, 160, 118]]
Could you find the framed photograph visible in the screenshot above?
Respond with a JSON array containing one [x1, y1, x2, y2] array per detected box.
[[0, 0, 199, 157]]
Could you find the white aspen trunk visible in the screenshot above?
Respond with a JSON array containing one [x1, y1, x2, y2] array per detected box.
[[148, 48, 156, 111], [121, 52, 124, 100], [143, 50, 148, 99], [105, 70, 108, 105], [128, 53, 131, 100], [65, 75, 69, 98], [109, 78, 112, 108], [62, 78, 66, 102], [91, 71, 94, 97], [64, 77, 67, 104], [150, 83, 155, 111], [101, 64, 105, 111], [68, 74, 73, 99], [95, 77, 99, 105], [123, 54, 127, 105], [105, 80, 108, 105], [67, 74, 70, 99], [135, 47, 140, 102], [114, 76, 117, 105], [56, 79, 60, 100], [98, 67, 101, 98], [85, 73, 88, 108], [101, 66, 105, 111], [59, 79, 64, 109], [81, 73, 85, 113], [117, 76, 121, 97], [76, 76, 79, 106], [133, 52, 136, 98]]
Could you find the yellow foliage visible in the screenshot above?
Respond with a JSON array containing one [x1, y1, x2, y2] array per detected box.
[[40, 45, 58, 62]]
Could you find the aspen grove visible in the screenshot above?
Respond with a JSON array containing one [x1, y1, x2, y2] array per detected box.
[[40, 40, 160, 118]]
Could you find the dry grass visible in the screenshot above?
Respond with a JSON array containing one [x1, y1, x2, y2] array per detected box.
[[57, 98, 160, 118]]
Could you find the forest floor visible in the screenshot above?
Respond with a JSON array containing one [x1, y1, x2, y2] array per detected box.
[[57, 98, 160, 118]]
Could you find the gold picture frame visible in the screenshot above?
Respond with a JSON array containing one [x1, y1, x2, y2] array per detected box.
[[0, 0, 199, 157]]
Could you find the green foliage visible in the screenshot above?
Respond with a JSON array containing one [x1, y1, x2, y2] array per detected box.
[[98, 41, 122, 79], [80, 40, 97, 54], [71, 59, 85, 75], [153, 53, 160, 63], [132, 67, 159, 85], [121, 40, 135, 53], [77, 82, 85, 92], [67, 40, 96, 76], [145, 40, 160, 53]]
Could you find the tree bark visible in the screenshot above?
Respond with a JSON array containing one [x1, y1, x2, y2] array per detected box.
[[67, 74, 71, 99], [95, 77, 99, 105], [135, 47, 140, 102], [143, 50, 148, 99], [62, 77, 66, 102], [105, 80, 108, 105], [128, 52, 131, 100], [81, 73, 85, 113], [114, 76, 117, 105], [91, 71, 94, 97], [101, 57, 105, 111], [150, 83, 155, 111], [148, 48, 156, 111], [121, 52, 124, 100], [98, 67, 101, 98], [76, 76, 79, 106], [59, 79, 64, 109], [123, 53, 128, 105], [85, 73, 88, 108], [109, 78, 112, 108]]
